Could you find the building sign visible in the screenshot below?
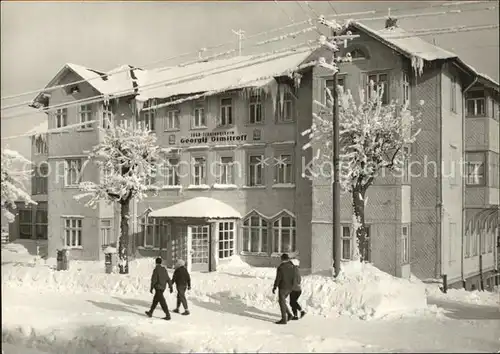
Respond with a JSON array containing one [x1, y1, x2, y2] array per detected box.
[[179, 131, 247, 145]]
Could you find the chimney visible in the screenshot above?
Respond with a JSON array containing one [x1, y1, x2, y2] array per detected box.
[[385, 17, 398, 29]]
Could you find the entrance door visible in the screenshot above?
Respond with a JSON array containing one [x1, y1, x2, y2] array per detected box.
[[188, 225, 210, 272]]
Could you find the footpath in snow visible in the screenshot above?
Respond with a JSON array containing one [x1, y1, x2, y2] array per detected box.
[[2, 243, 500, 353]]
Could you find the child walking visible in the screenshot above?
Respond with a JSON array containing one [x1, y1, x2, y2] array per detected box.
[[172, 259, 191, 316]]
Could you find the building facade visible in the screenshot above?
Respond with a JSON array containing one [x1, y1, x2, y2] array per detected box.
[[10, 21, 499, 288]]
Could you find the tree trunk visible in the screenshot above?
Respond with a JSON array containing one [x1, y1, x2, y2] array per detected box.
[[118, 199, 131, 274], [352, 187, 370, 262]]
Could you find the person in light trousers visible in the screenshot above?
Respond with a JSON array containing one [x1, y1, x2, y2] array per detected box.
[[289, 258, 306, 320]]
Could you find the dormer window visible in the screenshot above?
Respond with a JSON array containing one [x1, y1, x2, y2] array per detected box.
[[348, 48, 367, 60]]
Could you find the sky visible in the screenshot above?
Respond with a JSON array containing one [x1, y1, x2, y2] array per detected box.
[[1, 1, 499, 158]]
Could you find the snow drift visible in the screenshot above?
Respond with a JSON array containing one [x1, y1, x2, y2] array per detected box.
[[2, 245, 429, 320]]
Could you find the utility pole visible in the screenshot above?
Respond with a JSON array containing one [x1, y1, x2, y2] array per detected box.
[[232, 29, 245, 56], [332, 30, 341, 278]]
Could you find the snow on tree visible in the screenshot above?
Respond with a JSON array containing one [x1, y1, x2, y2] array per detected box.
[[303, 85, 422, 262], [1, 148, 36, 223], [75, 122, 170, 274]]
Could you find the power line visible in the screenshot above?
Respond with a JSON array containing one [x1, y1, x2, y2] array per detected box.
[[0, 1, 491, 104], [2, 21, 498, 137], [2, 22, 497, 125]]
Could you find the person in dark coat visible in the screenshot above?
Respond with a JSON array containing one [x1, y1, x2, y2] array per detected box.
[[172, 259, 191, 316], [272, 253, 296, 324], [145, 257, 173, 320], [289, 258, 306, 320]]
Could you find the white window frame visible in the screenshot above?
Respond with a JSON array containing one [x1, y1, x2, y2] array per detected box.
[[193, 100, 207, 128], [241, 214, 268, 254], [272, 213, 297, 254], [55, 108, 68, 128], [64, 217, 83, 248], [79, 104, 93, 129], [34, 136, 47, 155], [102, 103, 113, 129], [165, 110, 180, 131], [192, 156, 207, 186], [100, 219, 113, 247], [160, 158, 180, 186], [218, 221, 236, 259], [218, 156, 234, 185], [466, 91, 486, 117], [341, 225, 352, 260], [465, 152, 486, 186], [402, 72, 410, 106], [248, 153, 265, 186], [139, 217, 168, 249], [274, 153, 293, 184], [64, 158, 83, 187], [249, 93, 263, 124], [219, 98, 233, 126], [367, 72, 389, 105], [402, 225, 410, 264]]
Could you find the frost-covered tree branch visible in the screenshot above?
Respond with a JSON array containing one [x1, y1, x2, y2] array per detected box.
[[74, 123, 170, 274], [1, 148, 36, 222]]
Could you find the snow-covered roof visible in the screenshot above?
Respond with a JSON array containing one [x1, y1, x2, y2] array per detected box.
[[136, 49, 313, 101], [149, 197, 241, 219], [350, 22, 499, 90], [27, 120, 48, 139]]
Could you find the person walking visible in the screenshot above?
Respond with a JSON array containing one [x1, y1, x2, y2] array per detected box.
[[145, 257, 173, 320], [272, 253, 295, 325], [289, 258, 306, 320], [172, 259, 191, 316]]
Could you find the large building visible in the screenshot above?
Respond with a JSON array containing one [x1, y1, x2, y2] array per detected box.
[[10, 20, 499, 289]]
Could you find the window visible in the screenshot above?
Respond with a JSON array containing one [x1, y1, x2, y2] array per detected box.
[[341, 226, 352, 260], [249, 93, 263, 124], [193, 100, 206, 128], [218, 221, 235, 259], [100, 219, 113, 247], [34, 136, 47, 155], [349, 48, 366, 60], [465, 152, 485, 186], [192, 157, 206, 185], [450, 75, 457, 112], [32, 164, 48, 195], [139, 217, 168, 249], [279, 91, 294, 122], [272, 214, 297, 254], [165, 110, 180, 131], [19, 209, 32, 240], [367, 72, 389, 104], [55, 108, 67, 128], [402, 146, 410, 184], [325, 76, 345, 103], [79, 104, 93, 129], [142, 109, 155, 131], [220, 98, 233, 126], [65, 159, 83, 187], [102, 103, 113, 129], [402, 225, 410, 264], [274, 154, 293, 184], [242, 214, 268, 253], [248, 154, 264, 186], [402, 72, 410, 106], [218, 156, 234, 185], [160, 158, 180, 186], [64, 217, 82, 248], [466, 91, 486, 117]]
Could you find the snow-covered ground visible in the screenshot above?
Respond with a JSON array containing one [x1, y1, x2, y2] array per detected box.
[[2, 243, 500, 353]]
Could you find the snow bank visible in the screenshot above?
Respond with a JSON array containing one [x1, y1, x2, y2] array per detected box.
[[2, 247, 428, 320], [425, 283, 500, 307]]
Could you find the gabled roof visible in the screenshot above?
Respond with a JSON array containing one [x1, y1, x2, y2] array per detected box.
[[348, 22, 499, 92]]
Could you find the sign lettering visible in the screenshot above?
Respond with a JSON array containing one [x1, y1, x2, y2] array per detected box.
[[179, 130, 247, 145]]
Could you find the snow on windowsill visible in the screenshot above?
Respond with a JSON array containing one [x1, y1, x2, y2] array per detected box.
[[240, 251, 270, 257], [103, 246, 117, 254], [64, 185, 80, 189], [242, 185, 266, 189], [213, 184, 238, 190], [191, 126, 208, 130], [64, 246, 83, 250], [271, 140, 295, 145], [76, 128, 94, 132], [187, 184, 211, 190], [272, 183, 295, 189], [159, 185, 182, 190], [186, 145, 210, 150], [241, 143, 266, 147], [164, 128, 180, 132], [213, 144, 238, 149]]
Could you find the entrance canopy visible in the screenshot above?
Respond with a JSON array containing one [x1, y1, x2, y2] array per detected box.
[[148, 197, 241, 219]]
